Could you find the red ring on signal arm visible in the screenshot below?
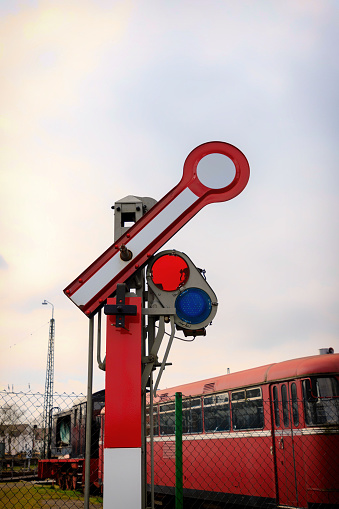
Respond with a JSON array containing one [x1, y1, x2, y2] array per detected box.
[[182, 141, 250, 203]]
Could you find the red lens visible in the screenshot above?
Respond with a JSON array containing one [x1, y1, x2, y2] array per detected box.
[[150, 254, 190, 292]]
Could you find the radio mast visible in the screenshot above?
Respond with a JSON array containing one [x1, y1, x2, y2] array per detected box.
[[42, 300, 55, 459]]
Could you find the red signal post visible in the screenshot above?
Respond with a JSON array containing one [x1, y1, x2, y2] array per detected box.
[[104, 296, 142, 507]]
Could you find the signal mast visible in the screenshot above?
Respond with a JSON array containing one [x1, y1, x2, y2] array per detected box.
[[42, 299, 55, 459]]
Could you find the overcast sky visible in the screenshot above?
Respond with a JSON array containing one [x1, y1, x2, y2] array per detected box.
[[1, 0, 338, 395]]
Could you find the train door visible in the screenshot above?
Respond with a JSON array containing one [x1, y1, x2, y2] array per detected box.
[[271, 382, 300, 507]]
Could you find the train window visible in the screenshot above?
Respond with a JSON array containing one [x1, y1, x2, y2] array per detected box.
[[182, 398, 202, 434], [246, 388, 261, 399], [232, 387, 264, 430], [281, 384, 290, 427], [303, 377, 339, 426], [272, 386, 280, 427], [232, 390, 245, 402], [56, 415, 71, 447], [291, 383, 299, 427], [159, 402, 175, 435], [204, 392, 230, 432]]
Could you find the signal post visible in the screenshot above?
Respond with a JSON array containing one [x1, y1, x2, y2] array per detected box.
[[104, 293, 142, 507], [64, 142, 250, 508]]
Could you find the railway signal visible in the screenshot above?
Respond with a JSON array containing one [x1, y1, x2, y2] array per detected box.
[[65, 141, 250, 509], [64, 141, 250, 316], [146, 250, 217, 335]]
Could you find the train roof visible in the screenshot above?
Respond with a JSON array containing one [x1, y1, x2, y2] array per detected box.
[[151, 353, 339, 402]]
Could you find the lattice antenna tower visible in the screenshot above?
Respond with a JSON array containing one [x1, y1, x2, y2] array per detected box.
[[42, 300, 55, 459]]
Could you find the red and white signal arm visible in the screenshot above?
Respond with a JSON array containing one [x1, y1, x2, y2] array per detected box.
[[64, 141, 250, 316]]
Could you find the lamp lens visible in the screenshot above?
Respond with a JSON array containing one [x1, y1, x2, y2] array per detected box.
[[175, 288, 212, 324], [150, 254, 190, 292]]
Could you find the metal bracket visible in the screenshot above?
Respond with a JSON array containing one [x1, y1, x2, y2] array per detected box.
[[141, 315, 175, 394], [153, 315, 175, 395], [142, 307, 176, 316], [104, 283, 137, 328], [141, 316, 165, 392]]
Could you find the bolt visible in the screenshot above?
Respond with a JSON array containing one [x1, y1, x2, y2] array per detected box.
[[120, 244, 133, 261]]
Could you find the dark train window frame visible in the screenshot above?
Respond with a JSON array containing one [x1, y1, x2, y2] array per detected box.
[[231, 386, 264, 431], [203, 392, 231, 433], [302, 376, 339, 426], [159, 401, 175, 435], [281, 384, 290, 428], [272, 385, 280, 428], [291, 382, 299, 427], [56, 414, 71, 448], [182, 397, 202, 434]]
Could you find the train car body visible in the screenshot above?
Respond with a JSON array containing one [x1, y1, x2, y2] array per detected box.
[[146, 353, 339, 508], [38, 389, 105, 491]]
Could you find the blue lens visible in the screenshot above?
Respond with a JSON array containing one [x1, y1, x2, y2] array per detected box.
[[175, 288, 212, 325]]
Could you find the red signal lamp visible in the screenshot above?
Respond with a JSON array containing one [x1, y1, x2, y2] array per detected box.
[[150, 254, 190, 291]]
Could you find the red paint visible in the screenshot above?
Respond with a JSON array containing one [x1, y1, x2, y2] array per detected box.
[[104, 296, 142, 449]]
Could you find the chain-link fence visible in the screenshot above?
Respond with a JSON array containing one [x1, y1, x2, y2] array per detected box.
[[146, 390, 339, 509], [1, 386, 338, 509], [0, 390, 103, 508]]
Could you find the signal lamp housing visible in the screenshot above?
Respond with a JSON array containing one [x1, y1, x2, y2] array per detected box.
[[146, 250, 218, 332]]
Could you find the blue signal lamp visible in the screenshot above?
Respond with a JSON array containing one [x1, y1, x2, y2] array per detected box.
[[175, 288, 212, 325]]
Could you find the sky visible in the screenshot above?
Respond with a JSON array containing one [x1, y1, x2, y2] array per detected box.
[[1, 0, 338, 395]]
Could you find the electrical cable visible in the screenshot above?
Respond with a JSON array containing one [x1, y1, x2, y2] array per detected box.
[[154, 325, 196, 342]]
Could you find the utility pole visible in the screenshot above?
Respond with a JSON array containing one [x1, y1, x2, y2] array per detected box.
[[42, 300, 55, 459]]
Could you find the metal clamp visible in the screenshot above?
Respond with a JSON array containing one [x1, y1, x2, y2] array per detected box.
[[104, 283, 137, 328]]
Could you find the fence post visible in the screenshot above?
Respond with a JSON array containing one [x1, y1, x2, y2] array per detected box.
[[175, 392, 183, 509], [84, 316, 94, 509]]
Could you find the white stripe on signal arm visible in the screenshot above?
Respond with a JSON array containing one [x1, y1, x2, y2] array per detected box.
[[72, 188, 197, 307]]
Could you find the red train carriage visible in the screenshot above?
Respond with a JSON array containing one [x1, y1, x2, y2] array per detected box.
[[146, 353, 339, 508], [38, 390, 105, 491]]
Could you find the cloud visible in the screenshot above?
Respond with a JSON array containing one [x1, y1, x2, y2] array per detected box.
[[0, 0, 338, 393]]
